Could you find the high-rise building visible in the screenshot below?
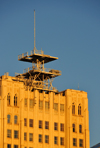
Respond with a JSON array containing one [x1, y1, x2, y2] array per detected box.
[[0, 11, 90, 148]]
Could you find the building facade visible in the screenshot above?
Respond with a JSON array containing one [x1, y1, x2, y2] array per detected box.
[[0, 71, 90, 148]]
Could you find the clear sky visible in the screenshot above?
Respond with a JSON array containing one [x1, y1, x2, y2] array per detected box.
[[0, 0, 100, 146]]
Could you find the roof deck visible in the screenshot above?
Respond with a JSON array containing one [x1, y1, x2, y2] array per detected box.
[[15, 65, 61, 80], [18, 48, 58, 63]]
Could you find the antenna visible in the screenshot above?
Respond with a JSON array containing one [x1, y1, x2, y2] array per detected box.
[[34, 9, 36, 49]]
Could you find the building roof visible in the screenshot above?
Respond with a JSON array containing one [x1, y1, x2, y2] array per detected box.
[[91, 143, 100, 148]]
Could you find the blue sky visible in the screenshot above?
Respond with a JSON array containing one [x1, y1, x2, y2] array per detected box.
[[0, 0, 100, 146]]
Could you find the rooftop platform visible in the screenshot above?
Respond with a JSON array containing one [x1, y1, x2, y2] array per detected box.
[[18, 48, 58, 63], [15, 65, 61, 80]]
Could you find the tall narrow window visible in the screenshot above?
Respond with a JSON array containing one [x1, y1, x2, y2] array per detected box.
[[79, 125, 82, 133], [24, 99, 27, 107], [24, 132, 27, 141], [29, 133, 33, 141], [7, 114, 11, 124], [54, 122, 58, 130], [60, 137, 64, 145], [78, 104, 81, 115], [72, 103, 75, 115], [7, 93, 10, 106], [73, 138, 77, 146], [14, 94, 17, 106], [39, 134, 42, 143], [45, 121, 49, 129], [54, 103, 58, 111], [7, 129, 12, 138], [24, 118, 27, 126], [45, 102, 49, 110], [72, 123, 75, 132], [39, 120, 43, 129], [79, 139, 83, 147], [39, 100, 43, 109], [14, 130, 18, 138], [29, 99, 34, 108], [14, 115, 18, 124], [29, 119, 33, 127], [7, 144, 11, 148], [60, 104, 64, 112], [60, 123, 64, 131], [54, 136, 58, 144], [45, 135, 49, 143], [14, 145, 18, 148]]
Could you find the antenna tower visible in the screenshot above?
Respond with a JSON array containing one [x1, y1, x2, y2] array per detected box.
[[34, 9, 36, 49], [16, 11, 61, 92]]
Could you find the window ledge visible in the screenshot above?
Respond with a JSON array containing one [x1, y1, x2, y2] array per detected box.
[[14, 106, 19, 108], [7, 123, 12, 124]]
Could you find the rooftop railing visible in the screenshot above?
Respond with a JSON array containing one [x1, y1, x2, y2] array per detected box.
[[18, 52, 28, 60], [23, 64, 61, 75], [18, 48, 44, 60], [31, 48, 44, 55]]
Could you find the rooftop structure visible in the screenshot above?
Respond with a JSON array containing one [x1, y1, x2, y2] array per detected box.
[[15, 10, 61, 92]]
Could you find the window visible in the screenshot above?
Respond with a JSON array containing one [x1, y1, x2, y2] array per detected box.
[[24, 99, 27, 107], [60, 104, 64, 112], [54, 122, 58, 130], [72, 124, 76, 132], [79, 139, 83, 147], [45, 121, 49, 129], [45, 101, 49, 110], [54, 103, 58, 111], [39, 134, 42, 143], [29, 119, 33, 127], [14, 94, 17, 106], [60, 137, 64, 145], [14, 130, 18, 138], [78, 104, 81, 115], [54, 136, 58, 144], [7, 93, 10, 106], [14, 145, 18, 148], [73, 138, 77, 146], [7, 130, 11, 138], [79, 124, 82, 133], [60, 123, 64, 131], [39, 120, 43, 129], [72, 103, 75, 115], [29, 99, 34, 108], [45, 102, 49, 110], [24, 118, 27, 126], [39, 100, 43, 109], [7, 144, 11, 148], [24, 132, 27, 141], [29, 133, 33, 141], [7, 114, 11, 124], [45, 135, 49, 143], [14, 115, 18, 124]]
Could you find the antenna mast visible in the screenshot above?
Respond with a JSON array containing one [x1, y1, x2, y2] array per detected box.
[[34, 9, 36, 49]]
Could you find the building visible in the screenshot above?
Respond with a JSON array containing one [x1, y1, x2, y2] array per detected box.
[[0, 11, 90, 148], [91, 143, 100, 148]]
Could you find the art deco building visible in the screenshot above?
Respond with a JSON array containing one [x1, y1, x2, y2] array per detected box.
[[0, 11, 90, 148]]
